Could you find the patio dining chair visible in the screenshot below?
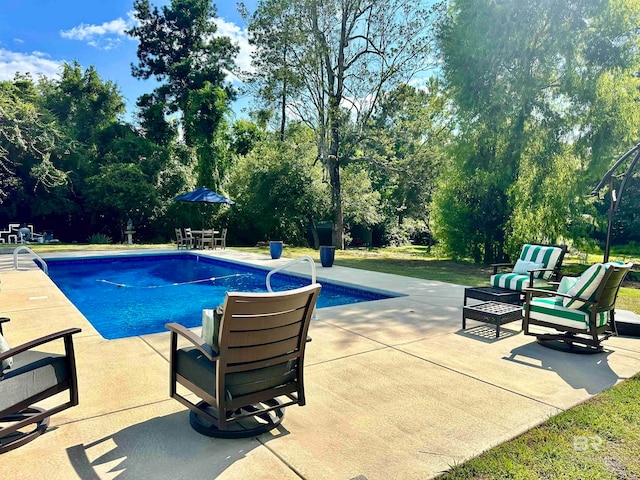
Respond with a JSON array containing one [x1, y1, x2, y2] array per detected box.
[[213, 228, 227, 249], [199, 229, 214, 249], [523, 261, 633, 353], [175, 228, 193, 249], [0, 318, 81, 453], [166, 283, 321, 438]]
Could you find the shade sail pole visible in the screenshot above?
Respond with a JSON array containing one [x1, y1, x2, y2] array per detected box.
[[591, 143, 640, 263]]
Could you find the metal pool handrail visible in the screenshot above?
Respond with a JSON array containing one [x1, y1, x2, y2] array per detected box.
[[266, 255, 316, 292], [13, 246, 48, 275], [266, 255, 318, 319]]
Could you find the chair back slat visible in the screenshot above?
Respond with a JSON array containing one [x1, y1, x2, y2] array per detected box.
[[226, 294, 313, 316], [226, 337, 301, 364], [226, 307, 307, 331], [228, 321, 302, 347]]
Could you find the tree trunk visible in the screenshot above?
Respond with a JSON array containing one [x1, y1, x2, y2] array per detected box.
[[327, 157, 343, 249], [328, 95, 343, 249], [308, 215, 319, 249], [280, 45, 287, 142]]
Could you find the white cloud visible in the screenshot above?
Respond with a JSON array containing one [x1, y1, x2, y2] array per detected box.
[[13, 38, 24, 44], [214, 18, 254, 80], [59, 13, 135, 50], [60, 18, 128, 40], [0, 49, 61, 81]]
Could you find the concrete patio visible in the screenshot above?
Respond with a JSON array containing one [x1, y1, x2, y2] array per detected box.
[[2, 248, 640, 480]]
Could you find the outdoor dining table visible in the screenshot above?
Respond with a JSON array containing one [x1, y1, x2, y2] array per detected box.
[[190, 229, 219, 249]]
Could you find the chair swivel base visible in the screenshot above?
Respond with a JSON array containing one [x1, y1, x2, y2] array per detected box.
[[190, 399, 285, 439], [535, 333, 605, 355], [0, 407, 50, 453]]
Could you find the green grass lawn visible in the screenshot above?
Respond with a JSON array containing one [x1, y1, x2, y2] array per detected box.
[[23, 242, 640, 478]]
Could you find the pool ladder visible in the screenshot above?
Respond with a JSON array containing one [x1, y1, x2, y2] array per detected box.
[[13, 246, 48, 274], [266, 255, 317, 318]]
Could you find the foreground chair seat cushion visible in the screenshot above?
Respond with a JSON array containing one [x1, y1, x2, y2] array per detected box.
[[526, 296, 609, 331], [0, 355, 68, 413], [491, 273, 551, 292], [176, 347, 297, 400]]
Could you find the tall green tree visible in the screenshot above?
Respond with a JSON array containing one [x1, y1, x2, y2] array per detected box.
[[366, 82, 451, 241], [240, 0, 303, 141], [245, 0, 443, 248], [0, 75, 70, 223], [226, 124, 329, 245], [127, 0, 238, 190], [434, 0, 640, 262]]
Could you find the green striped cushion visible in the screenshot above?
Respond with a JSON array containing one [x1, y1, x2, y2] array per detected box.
[[527, 296, 609, 330], [491, 273, 550, 291], [563, 263, 607, 309], [519, 244, 563, 280]]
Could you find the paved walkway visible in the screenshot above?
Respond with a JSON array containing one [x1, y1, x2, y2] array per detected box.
[[2, 248, 640, 480]]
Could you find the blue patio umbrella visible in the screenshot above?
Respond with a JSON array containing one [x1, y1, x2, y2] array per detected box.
[[174, 187, 235, 228], [174, 186, 235, 204]]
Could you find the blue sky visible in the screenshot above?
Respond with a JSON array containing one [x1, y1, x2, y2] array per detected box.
[[0, 0, 257, 120]]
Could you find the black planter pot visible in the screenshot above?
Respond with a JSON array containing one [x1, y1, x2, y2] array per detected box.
[[269, 241, 283, 259], [319, 245, 335, 267]]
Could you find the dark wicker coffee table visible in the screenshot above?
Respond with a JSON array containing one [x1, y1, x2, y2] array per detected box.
[[462, 301, 523, 338], [464, 286, 521, 306]]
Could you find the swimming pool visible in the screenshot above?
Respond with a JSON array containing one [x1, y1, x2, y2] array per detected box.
[[45, 253, 394, 339]]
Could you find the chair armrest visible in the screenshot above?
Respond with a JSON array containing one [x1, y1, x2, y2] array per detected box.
[[528, 267, 557, 286], [165, 322, 218, 361], [523, 287, 596, 306], [491, 262, 514, 274], [0, 317, 10, 335], [0, 328, 81, 363], [523, 287, 556, 299]]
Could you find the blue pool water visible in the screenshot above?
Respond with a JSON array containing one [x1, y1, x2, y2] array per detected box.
[[45, 254, 393, 339]]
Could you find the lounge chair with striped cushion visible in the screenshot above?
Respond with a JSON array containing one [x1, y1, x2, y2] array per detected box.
[[522, 261, 633, 353], [491, 244, 568, 294]]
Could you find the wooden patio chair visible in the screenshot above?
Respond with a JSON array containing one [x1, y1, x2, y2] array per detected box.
[[523, 261, 633, 353], [0, 318, 81, 453], [199, 229, 214, 249], [175, 228, 193, 249], [166, 283, 321, 438], [213, 228, 227, 249]]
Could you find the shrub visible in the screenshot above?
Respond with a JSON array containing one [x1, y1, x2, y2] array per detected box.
[[88, 233, 112, 244]]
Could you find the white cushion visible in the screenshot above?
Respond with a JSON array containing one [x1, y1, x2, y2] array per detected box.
[[563, 263, 607, 309], [557, 276, 578, 294], [201, 305, 224, 349], [0, 332, 13, 370], [513, 259, 544, 275], [519, 245, 563, 279]]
